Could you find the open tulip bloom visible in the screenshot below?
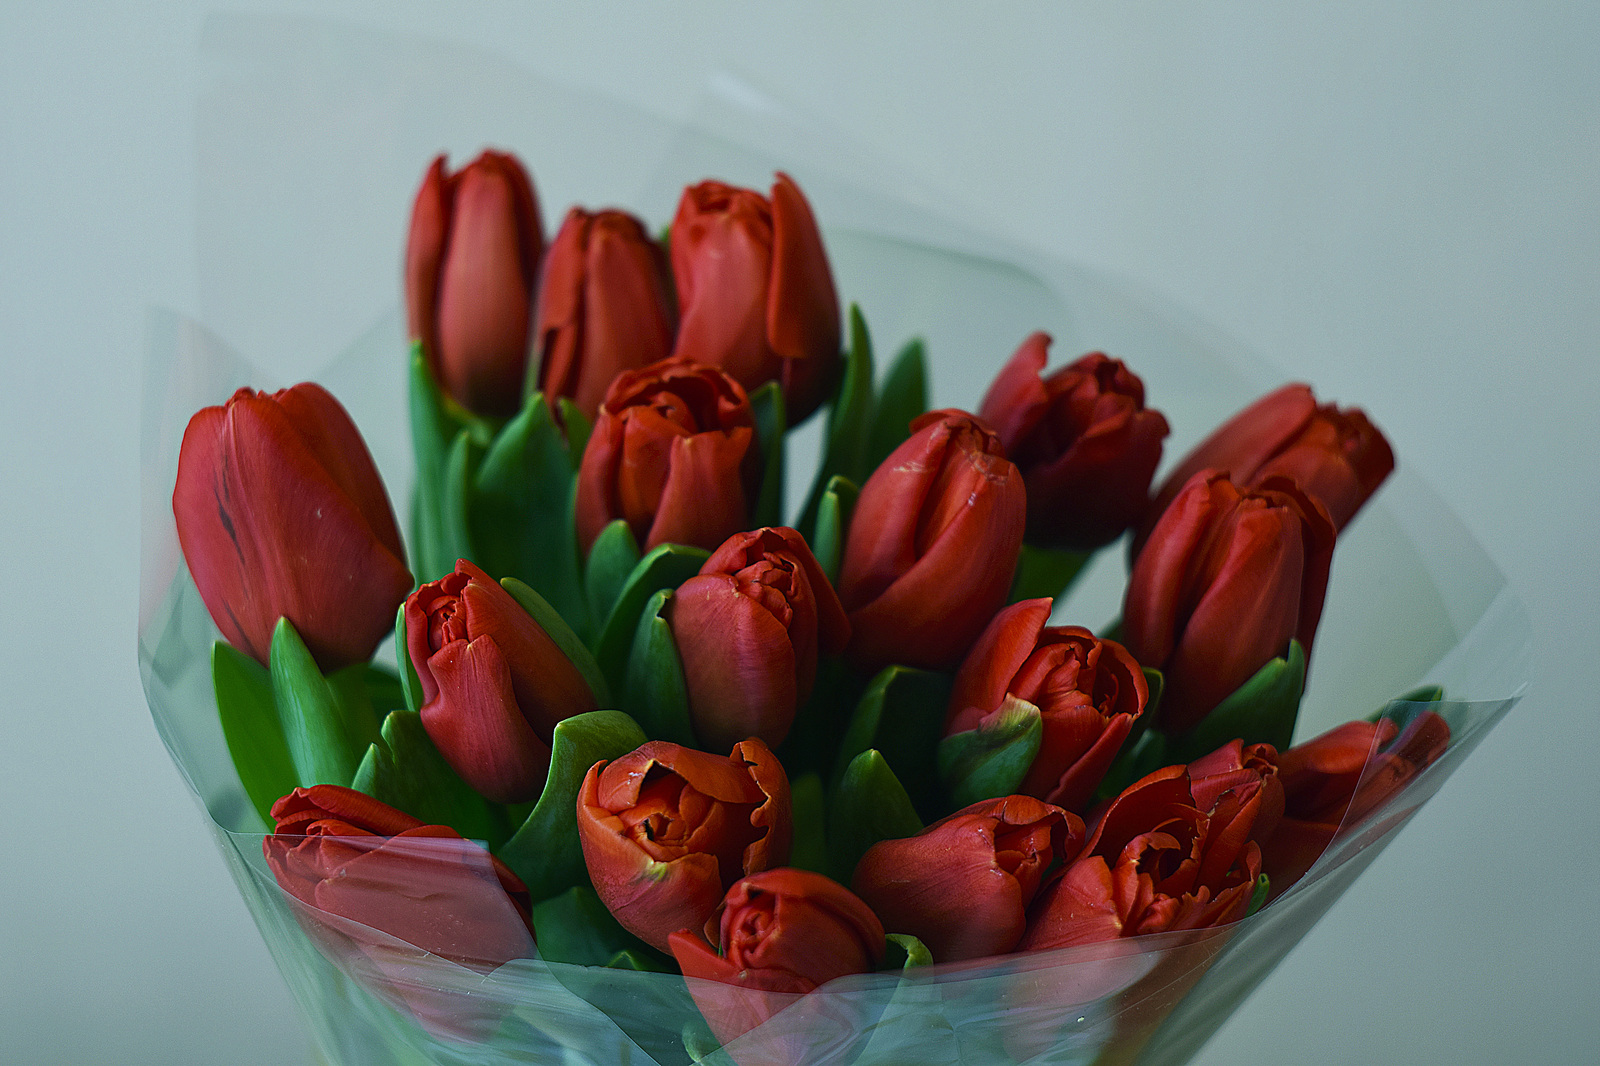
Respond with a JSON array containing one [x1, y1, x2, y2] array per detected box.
[[141, 124, 1528, 1066]]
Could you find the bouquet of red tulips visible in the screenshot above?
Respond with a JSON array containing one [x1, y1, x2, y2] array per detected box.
[[143, 148, 1519, 1066]]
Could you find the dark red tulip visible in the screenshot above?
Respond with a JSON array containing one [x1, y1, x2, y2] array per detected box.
[[535, 206, 678, 420], [1139, 383, 1393, 555], [669, 868, 884, 1053], [173, 383, 412, 672], [1123, 471, 1336, 734], [405, 150, 544, 417], [576, 739, 791, 952], [836, 410, 1027, 671], [263, 785, 535, 973], [1188, 738, 1285, 848], [979, 334, 1169, 550], [667, 527, 850, 752], [852, 795, 1082, 962], [670, 173, 841, 423], [946, 599, 1148, 813], [574, 358, 759, 555], [1020, 765, 1262, 949], [404, 559, 597, 804], [1262, 712, 1450, 892]]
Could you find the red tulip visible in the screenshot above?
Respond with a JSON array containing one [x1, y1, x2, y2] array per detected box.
[[851, 795, 1082, 961], [172, 383, 412, 672], [667, 527, 850, 752], [979, 334, 1169, 550], [1020, 765, 1262, 949], [1139, 383, 1393, 554], [669, 869, 884, 1053], [946, 599, 1148, 813], [670, 173, 841, 423], [836, 410, 1027, 671], [1188, 738, 1284, 847], [405, 150, 544, 417], [1123, 470, 1336, 734], [576, 739, 791, 952], [404, 559, 598, 803], [1262, 712, 1449, 891], [574, 358, 759, 555], [535, 206, 678, 420], [263, 785, 535, 973]]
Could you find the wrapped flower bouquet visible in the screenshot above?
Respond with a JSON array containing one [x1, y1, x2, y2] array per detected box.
[[139, 89, 1527, 1066]]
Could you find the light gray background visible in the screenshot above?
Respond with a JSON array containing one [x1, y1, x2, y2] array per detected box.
[[3, 3, 1596, 1064]]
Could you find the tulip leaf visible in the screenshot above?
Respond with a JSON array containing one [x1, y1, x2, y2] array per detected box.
[[592, 543, 711, 690], [350, 708, 504, 847], [1095, 724, 1168, 804], [787, 772, 830, 875], [437, 429, 481, 576], [361, 663, 408, 716], [529, 885, 663, 970], [623, 589, 697, 747], [497, 709, 648, 900], [936, 696, 1043, 811], [1142, 666, 1165, 721], [556, 398, 592, 461], [470, 390, 591, 636], [811, 475, 859, 585], [798, 303, 876, 539], [884, 932, 934, 970], [828, 749, 925, 883], [268, 620, 381, 788], [498, 577, 611, 707], [1008, 543, 1092, 605], [408, 348, 492, 582], [585, 519, 642, 625], [1175, 639, 1307, 760], [1245, 873, 1271, 918], [866, 338, 928, 471], [211, 641, 298, 828], [833, 664, 952, 821], [393, 604, 424, 715], [749, 380, 788, 529]]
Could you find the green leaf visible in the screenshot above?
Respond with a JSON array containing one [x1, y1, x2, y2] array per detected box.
[[936, 696, 1043, 811], [393, 604, 423, 715], [268, 619, 380, 788], [787, 772, 829, 875], [798, 303, 876, 538], [1245, 873, 1271, 918], [497, 710, 648, 899], [884, 932, 934, 970], [584, 519, 641, 626], [211, 642, 298, 827], [470, 390, 589, 634], [622, 589, 696, 746], [350, 709, 503, 846], [811, 475, 859, 585], [1176, 639, 1307, 759], [557, 399, 592, 461], [827, 749, 925, 883], [749, 380, 788, 529], [1094, 724, 1168, 804], [591, 543, 710, 690], [866, 338, 928, 471], [408, 347, 491, 582], [529, 886, 660, 969], [500, 577, 611, 708], [1008, 544, 1092, 605], [832, 665, 951, 820], [437, 428, 480, 575], [361, 663, 407, 716]]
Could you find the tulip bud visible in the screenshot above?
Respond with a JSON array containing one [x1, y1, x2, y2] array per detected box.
[[576, 739, 791, 952], [851, 795, 1081, 962], [405, 150, 544, 417], [670, 172, 841, 423], [404, 560, 598, 803], [979, 334, 1169, 550], [173, 383, 412, 672], [574, 358, 760, 555], [1138, 383, 1393, 554], [535, 207, 678, 420], [667, 527, 850, 752], [1123, 470, 1335, 735], [836, 410, 1026, 671], [945, 599, 1148, 812], [669, 868, 884, 1052]]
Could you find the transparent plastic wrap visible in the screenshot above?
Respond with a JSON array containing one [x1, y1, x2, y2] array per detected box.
[[139, 17, 1529, 1066]]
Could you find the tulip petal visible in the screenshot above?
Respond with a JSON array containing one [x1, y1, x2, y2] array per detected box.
[[978, 332, 1054, 449], [946, 599, 1053, 734], [404, 156, 448, 357], [672, 574, 801, 752], [421, 637, 553, 804], [767, 172, 841, 367], [645, 427, 755, 551]]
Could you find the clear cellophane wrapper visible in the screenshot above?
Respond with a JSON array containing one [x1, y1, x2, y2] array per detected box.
[[138, 17, 1529, 1066]]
